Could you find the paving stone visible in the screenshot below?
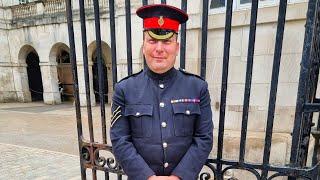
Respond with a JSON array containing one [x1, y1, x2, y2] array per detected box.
[[0, 103, 124, 180], [0, 143, 80, 179]]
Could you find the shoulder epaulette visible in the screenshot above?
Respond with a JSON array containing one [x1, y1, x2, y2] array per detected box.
[[118, 69, 143, 83], [179, 68, 205, 81]]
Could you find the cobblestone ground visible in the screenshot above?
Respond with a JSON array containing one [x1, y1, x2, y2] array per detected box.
[[0, 143, 81, 179], [0, 102, 126, 180]]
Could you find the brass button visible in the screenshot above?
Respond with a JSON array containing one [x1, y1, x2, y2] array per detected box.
[[159, 84, 164, 89], [159, 102, 165, 108], [136, 112, 140, 116]]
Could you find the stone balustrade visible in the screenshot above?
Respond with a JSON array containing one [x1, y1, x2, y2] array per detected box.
[[44, 0, 66, 14], [84, 0, 109, 9], [10, 0, 109, 20], [11, 2, 37, 19]]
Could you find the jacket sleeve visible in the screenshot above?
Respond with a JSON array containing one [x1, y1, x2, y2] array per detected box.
[[110, 83, 155, 180], [171, 81, 213, 179]]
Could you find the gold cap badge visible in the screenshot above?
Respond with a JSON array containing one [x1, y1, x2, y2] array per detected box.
[[158, 16, 164, 27]]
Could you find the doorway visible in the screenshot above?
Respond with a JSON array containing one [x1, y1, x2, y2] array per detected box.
[[92, 51, 108, 103], [26, 52, 43, 101], [56, 49, 74, 102]]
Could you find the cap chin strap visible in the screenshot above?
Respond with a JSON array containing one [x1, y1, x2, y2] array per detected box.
[[147, 31, 175, 40]]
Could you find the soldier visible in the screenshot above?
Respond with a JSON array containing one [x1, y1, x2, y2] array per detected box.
[[110, 4, 213, 180]]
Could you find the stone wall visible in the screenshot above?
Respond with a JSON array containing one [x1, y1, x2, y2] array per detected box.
[[0, 7, 14, 101], [203, 3, 311, 178]]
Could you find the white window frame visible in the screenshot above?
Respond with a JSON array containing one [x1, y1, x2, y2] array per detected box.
[[209, 0, 280, 14], [237, 0, 278, 10], [288, 0, 307, 4], [209, 0, 236, 14], [209, 0, 231, 14]]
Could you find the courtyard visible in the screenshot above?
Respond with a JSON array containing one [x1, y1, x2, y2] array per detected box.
[[0, 102, 121, 179]]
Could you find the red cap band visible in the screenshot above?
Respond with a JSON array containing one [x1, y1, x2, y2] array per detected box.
[[143, 17, 180, 32]]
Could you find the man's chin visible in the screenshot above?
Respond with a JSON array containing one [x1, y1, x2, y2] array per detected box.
[[150, 66, 168, 74]]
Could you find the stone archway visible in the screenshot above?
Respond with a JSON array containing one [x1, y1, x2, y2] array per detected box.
[[18, 45, 43, 102], [49, 43, 73, 102], [88, 41, 113, 104], [26, 51, 44, 101], [92, 50, 108, 103]]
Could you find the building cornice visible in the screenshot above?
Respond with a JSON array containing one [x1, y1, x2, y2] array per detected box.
[[0, 1, 309, 30]]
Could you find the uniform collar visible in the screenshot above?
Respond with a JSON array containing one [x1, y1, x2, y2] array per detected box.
[[146, 67, 177, 81]]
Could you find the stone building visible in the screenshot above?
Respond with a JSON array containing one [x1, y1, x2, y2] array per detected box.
[[0, 0, 314, 177]]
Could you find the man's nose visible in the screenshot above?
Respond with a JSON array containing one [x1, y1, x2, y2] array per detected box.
[[155, 41, 164, 52]]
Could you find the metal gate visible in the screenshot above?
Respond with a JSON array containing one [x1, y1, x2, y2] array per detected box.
[[65, 0, 320, 179]]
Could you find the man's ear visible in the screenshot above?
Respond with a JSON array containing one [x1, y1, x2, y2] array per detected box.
[[176, 42, 180, 56], [142, 44, 145, 54]]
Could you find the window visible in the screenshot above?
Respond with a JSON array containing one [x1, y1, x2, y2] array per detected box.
[[238, 0, 278, 9], [19, 0, 29, 4], [210, 0, 226, 9], [209, 0, 278, 13], [240, 0, 251, 4], [288, 0, 307, 4], [210, 0, 228, 13], [19, 0, 36, 4]]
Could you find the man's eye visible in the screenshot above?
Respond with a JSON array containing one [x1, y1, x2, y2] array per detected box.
[[163, 40, 173, 44], [148, 39, 156, 44]]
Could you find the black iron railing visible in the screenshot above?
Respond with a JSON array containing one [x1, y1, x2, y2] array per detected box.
[[65, 0, 320, 179]]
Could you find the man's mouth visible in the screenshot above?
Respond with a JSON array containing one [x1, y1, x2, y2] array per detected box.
[[153, 56, 165, 59]]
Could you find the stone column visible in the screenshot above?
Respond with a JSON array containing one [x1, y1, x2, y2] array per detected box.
[[35, 1, 45, 15], [12, 62, 31, 102], [106, 64, 113, 104], [77, 60, 96, 106], [39, 62, 61, 104]]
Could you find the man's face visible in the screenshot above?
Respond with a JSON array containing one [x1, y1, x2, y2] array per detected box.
[[143, 32, 180, 74]]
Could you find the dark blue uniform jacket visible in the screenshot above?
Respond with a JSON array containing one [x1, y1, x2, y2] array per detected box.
[[110, 68, 213, 180]]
